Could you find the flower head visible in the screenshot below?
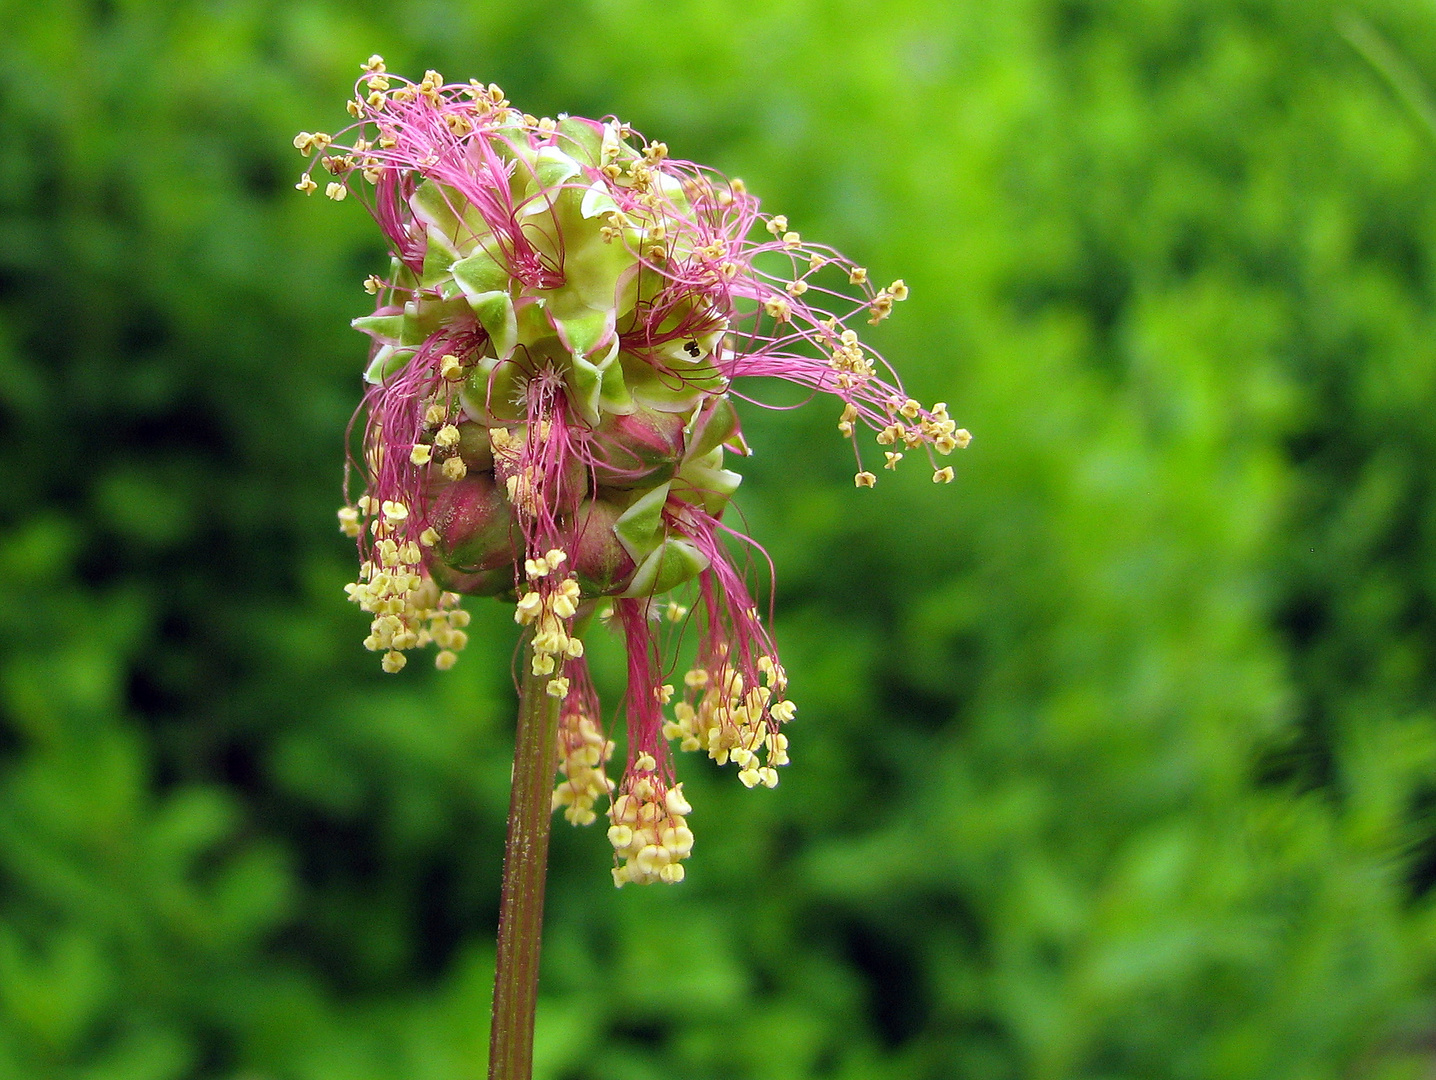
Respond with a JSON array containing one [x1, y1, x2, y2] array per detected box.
[[304, 60, 969, 884]]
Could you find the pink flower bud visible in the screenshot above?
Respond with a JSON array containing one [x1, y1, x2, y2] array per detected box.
[[588, 407, 686, 490], [426, 472, 519, 577], [570, 498, 637, 596]]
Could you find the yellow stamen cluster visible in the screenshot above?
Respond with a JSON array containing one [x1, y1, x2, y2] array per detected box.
[[340, 498, 471, 671], [552, 712, 616, 826], [663, 655, 792, 789], [607, 779, 694, 886], [514, 552, 582, 697]]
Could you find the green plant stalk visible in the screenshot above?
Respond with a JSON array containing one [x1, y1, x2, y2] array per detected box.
[[488, 642, 562, 1080]]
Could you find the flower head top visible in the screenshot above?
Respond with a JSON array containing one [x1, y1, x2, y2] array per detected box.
[[302, 59, 969, 885]]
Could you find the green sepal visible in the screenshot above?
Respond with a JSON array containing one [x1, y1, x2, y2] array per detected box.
[[613, 482, 671, 563], [673, 454, 743, 517], [461, 359, 526, 423], [557, 117, 604, 167], [553, 307, 615, 361], [620, 351, 721, 413], [580, 182, 620, 220], [420, 241, 455, 289], [568, 354, 604, 426], [599, 352, 635, 414], [411, 180, 490, 257], [351, 313, 405, 344], [401, 296, 472, 346], [533, 145, 582, 193], [452, 248, 510, 296], [363, 345, 415, 385], [622, 537, 709, 598], [467, 292, 518, 359], [514, 299, 551, 346], [684, 396, 740, 463]]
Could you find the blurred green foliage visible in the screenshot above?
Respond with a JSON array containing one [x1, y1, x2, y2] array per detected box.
[[6, 0, 1436, 1076]]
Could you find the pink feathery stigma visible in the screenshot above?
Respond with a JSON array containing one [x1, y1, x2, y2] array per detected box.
[[307, 58, 968, 884]]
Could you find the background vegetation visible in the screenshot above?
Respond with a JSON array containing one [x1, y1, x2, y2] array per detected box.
[[6, 0, 1436, 1076]]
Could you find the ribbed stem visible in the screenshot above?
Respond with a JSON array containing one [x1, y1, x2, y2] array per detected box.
[[488, 643, 561, 1080]]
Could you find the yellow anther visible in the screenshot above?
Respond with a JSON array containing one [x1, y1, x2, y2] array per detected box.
[[547, 677, 570, 699], [440, 354, 464, 380], [381, 650, 407, 673], [933, 466, 955, 484], [442, 456, 467, 480], [890, 279, 909, 301], [766, 215, 788, 235], [763, 296, 792, 322], [782, 231, 802, 249], [337, 506, 361, 537], [899, 399, 921, 419], [855, 471, 877, 488], [363, 274, 384, 294], [525, 556, 551, 579], [786, 279, 809, 297], [410, 444, 432, 465], [531, 652, 556, 676], [955, 428, 972, 449], [420, 527, 439, 547], [325, 182, 347, 201], [665, 601, 688, 623], [848, 266, 868, 285], [656, 684, 674, 704], [884, 451, 903, 470], [382, 500, 408, 523], [515, 592, 543, 623], [544, 549, 567, 568], [295, 174, 318, 194], [424, 404, 447, 425], [363, 54, 387, 74], [434, 424, 460, 448], [635, 752, 657, 772]]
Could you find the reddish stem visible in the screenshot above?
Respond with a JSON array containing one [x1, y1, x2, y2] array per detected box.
[[488, 639, 561, 1080]]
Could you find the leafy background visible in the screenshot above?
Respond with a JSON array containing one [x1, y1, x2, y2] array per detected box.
[[6, 0, 1436, 1076]]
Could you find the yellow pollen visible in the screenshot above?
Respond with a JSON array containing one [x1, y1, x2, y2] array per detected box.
[[442, 456, 467, 480], [440, 354, 464, 381], [410, 444, 432, 465]]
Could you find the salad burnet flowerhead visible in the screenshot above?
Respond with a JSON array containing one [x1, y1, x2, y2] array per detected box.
[[300, 58, 970, 886]]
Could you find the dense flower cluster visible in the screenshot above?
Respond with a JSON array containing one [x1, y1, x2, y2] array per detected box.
[[300, 58, 968, 885]]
